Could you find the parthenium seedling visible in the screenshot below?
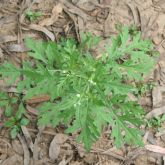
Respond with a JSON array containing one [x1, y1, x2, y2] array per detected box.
[[25, 10, 42, 22], [0, 27, 158, 150]]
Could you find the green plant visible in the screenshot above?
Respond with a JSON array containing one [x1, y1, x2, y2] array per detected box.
[[0, 26, 158, 150], [0, 92, 29, 138], [134, 82, 155, 97], [25, 10, 42, 22], [147, 114, 165, 129]]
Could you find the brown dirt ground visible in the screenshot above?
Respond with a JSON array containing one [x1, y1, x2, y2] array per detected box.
[[0, 0, 165, 164]]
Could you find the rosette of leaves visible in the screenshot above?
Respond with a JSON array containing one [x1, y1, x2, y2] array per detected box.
[[0, 26, 158, 150]]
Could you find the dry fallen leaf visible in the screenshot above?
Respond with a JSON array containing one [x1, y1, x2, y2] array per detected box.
[[152, 86, 165, 108], [84, 153, 97, 164], [100, 0, 112, 5], [60, 0, 90, 21], [1, 155, 21, 165], [28, 24, 55, 41], [104, 11, 116, 37], [0, 33, 37, 44], [145, 145, 165, 154], [33, 127, 44, 164], [0, 48, 4, 59], [146, 105, 165, 119], [26, 95, 50, 104], [17, 134, 30, 165], [72, 0, 99, 11], [12, 140, 24, 155], [7, 44, 29, 52], [69, 162, 82, 165], [58, 158, 67, 165], [49, 143, 61, 161], [127, 3, 140, 26], [49, 134, 68, 161], [21, 126, 34, 152], [39, 4, 63, 26], [26, 105, 38, 116]]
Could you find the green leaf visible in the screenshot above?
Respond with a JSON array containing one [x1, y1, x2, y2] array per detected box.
[[20, 118, 29, 126], [5, 105, 13, 117], [0, 26, 158, 151], [10, 126, 20, 139], [25, 38, 47, 63], [26, 10, 42, 21], [15, 103, 25, 120], [0, 63, 20, 85], [112, 121, 123, 148], [0, 92, 9, 107], [105, 81, 133, 95], [4, 117, 16, 127]]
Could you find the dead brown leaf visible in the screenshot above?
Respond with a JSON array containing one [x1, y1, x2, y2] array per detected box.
[[146, 105, 165, 119], [0, 35, 17, 44], [0, 33, 38, 44], [39, 3, 63, 26], [0, 48, 4, 60], [0, 15, 17, 35], [12, 139, 24, 155], [152, 86, 165, 108], [127, 3, 140, 26], [158, 61, 165, 85], [21, 126, 34, 152], [143, 131, 157, 144], [28, 24, 55, 41], [84, 153, 98, 164], [26, 105, 38, 116], [26, 95, 50, 104], [49, 142, 60, 161], [72, 0, 99, 11], [58, 158, 67, 165], [49, 134, 68, 161], [145, 144, 165, 154], [103, 9, 116, 37], [100, 0, 112, 5], [60, 0, 91, 21], [64, 9, 80, 41], [33, 127, 44, 164], [70, 162, 82, 165], [17, 134, 30, 165], [0, 155, 21, 165], [7, 44, 29, 52]]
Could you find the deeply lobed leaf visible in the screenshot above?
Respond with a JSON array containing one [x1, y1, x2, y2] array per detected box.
[[0, 26, 158, 150]]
